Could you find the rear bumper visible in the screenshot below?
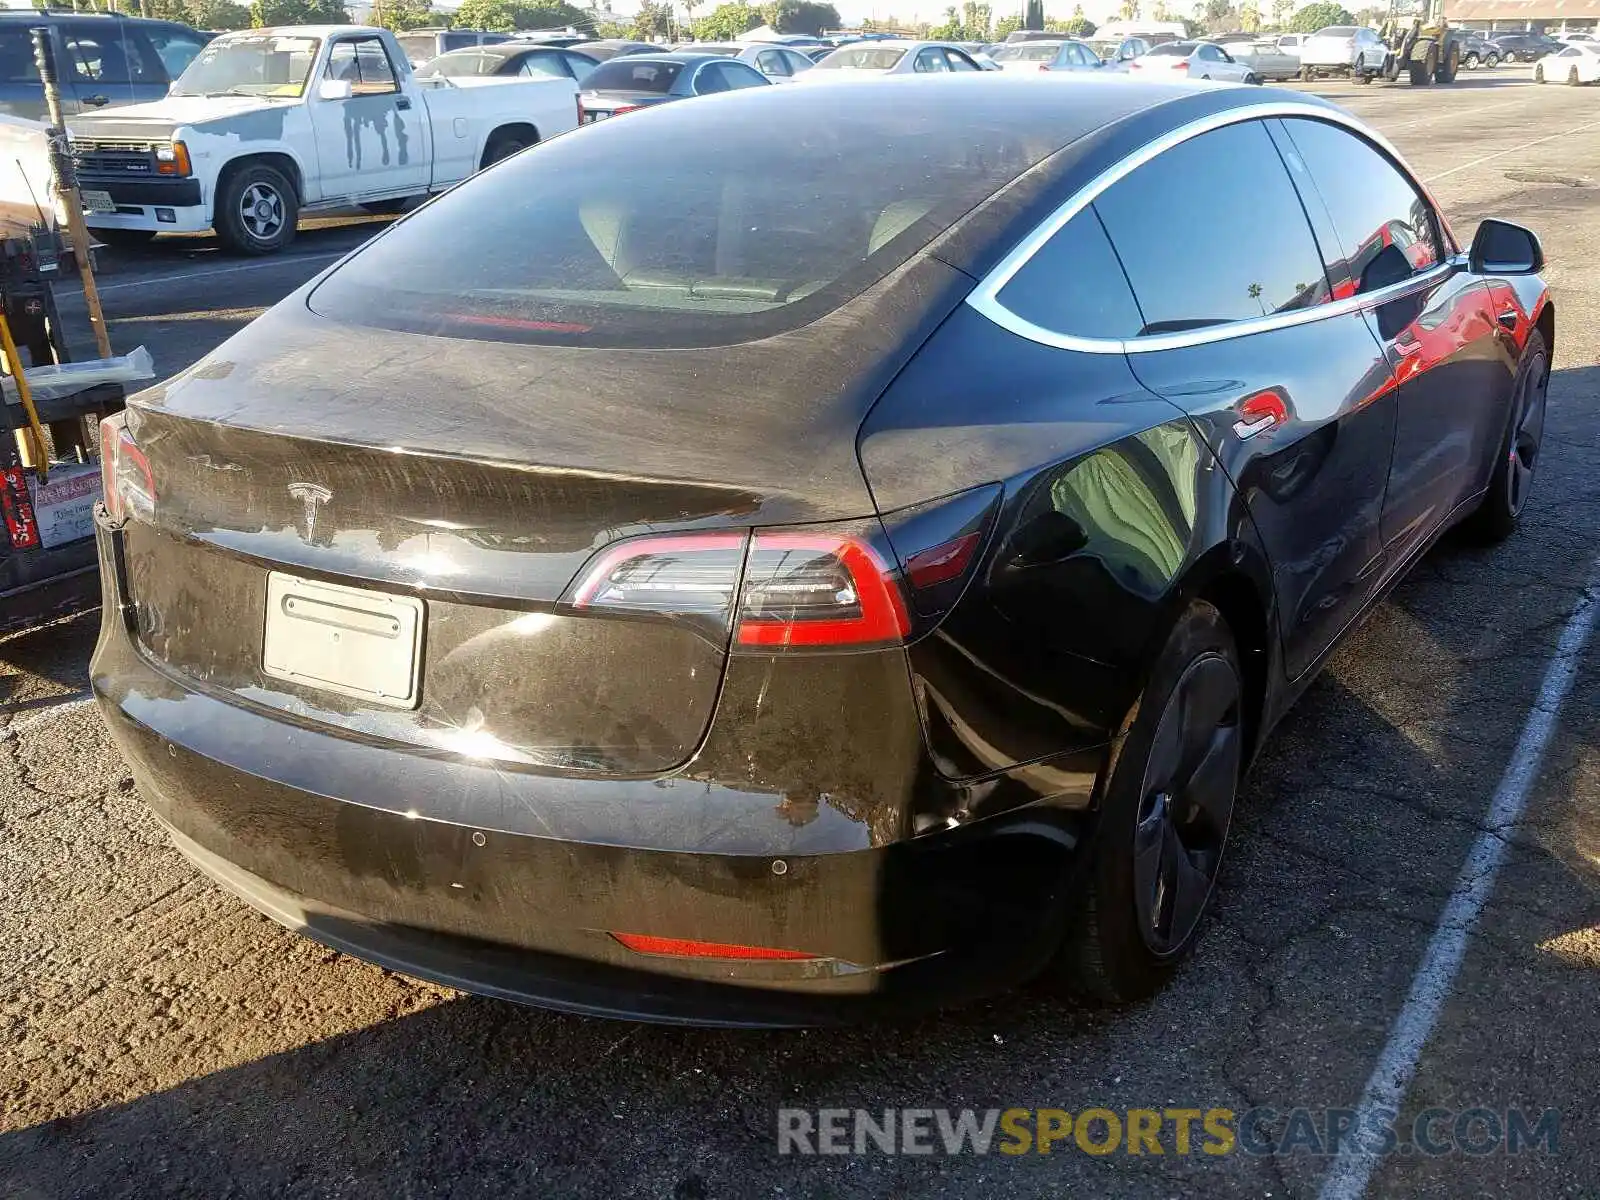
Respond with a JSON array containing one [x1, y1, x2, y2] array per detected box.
[[91, 518, 1098, 1025]]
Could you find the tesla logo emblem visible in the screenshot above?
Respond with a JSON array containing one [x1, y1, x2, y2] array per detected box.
[[287, 482, 332, 542]]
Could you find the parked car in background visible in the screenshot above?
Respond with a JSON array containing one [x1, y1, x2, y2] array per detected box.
[[1460, 32, 1502, 68], [91, 75, 1553, 1023], [673, 42, 816, 81], [68, 26, 581, 254], [395, 27, 509, 68], [1086, 35, 1152, 69], [1128, 40, 1259, 82], [987, 39, 1102, 72], [0, 9, 210, 121], [802, 44, 836, 61], [579, 39, 660, 62], [804, 41, 984, 77], [1560, 31, 1596, 42], [1212, 34, 1301, 80], [1298, 24, 1388, 81], [955, 42, 1001, 68], [416, 43, 600, 83], [1490, 31, 1564, 62], [1533, 39, 1600, 82], [577, 52, 767, 120], [1274, 31, 1306, 58]]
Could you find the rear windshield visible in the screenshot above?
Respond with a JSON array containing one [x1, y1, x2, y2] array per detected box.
[[417, 51, 499, 77], [583, 58, 682, 91], [309, 94, 1060, 349], [1316, 26, 1358, 36], [991, 43, 1061, 61], [817, 45, 907, 68], [1148, 42, 1193, 55]]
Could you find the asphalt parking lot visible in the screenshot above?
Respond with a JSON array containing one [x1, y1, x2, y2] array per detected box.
[[3, 73, 1600, 1198]]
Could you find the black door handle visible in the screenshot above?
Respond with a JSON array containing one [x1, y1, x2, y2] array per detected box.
[[1497, 309, 1519, 330], [396, 96, 411, 110], [81, 94, 109, 107]]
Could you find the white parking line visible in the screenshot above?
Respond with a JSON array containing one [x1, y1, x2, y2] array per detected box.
[[1, 695, 97, 741], [56, 251, 346, 297], [1425, 118, 1600, 182], [1318, 555, 1600, 1200]]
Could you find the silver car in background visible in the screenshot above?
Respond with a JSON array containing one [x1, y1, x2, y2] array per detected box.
[[1299, 24, 1389, 82], [987, 39, 1105, 72], [1128, 39, 1260, 82], [1212, 33, 1302, 80], [1086, 35, 1153, 70]]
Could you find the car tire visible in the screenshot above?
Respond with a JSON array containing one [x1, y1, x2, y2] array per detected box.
[[481, 130, 535, 168], [1464, 51, 1479, 68], [214, 162, 298, 256], [1353, 69, 1371, 84], [1049, 600, 1244, 1004], [1244, 71, 1260, 84], [1485, 52, 1499, 67], [93, 228, 157, 249], [1463, 327, 1549, 544]]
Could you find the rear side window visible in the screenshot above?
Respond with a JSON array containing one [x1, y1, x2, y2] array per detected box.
[[1277, 117, 1442, 296], [0, 28, 39, 82], [995, 207, 1144, 339], [1096, 120, 1329, 334], [310, 101, 1061, 348], [585, 59, 682, 91]]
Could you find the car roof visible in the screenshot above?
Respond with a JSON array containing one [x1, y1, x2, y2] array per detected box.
[[607, 52, 727, 64]]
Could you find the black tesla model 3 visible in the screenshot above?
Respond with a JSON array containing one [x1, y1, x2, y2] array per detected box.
[[91, 75, 1553, 1024]]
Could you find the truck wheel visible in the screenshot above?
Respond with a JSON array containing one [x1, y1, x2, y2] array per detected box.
[[94, 229, 157, 249], [1464, 51, 1479, 68], [216, 163, 297, 256], [481, 130, 535, 168], [1485, 51, 1499, 67], [1437, 43, 1460, 82]]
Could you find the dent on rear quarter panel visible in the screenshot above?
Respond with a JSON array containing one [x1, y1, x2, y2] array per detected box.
[[860, 304, 1244, 781]]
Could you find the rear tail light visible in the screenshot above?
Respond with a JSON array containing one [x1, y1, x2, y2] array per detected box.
[[98, 416, 154, 525], [611, 932, 817, 961], [1170, 58, 1191, 69], [0, 465, 39, 550], [567, 524, 911, 650], [567, 492, 1001, 648]]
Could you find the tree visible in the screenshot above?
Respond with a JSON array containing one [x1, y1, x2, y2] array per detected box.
[[1117, 0, 1139, 20], [1048, 8, 1094, 35], [1239, 0, 1259, 31], [930, 5, 962, 38], [1151, 0, 1176, 19], [630, 0, 674, 37], [1291, 0, 1354, 31], [372, 0, 435, 30], [962, 0, 992, 38], [595, 18, 629, 35], [993, 11, 1022, 36], [762, 0, 840, 36], [250, 0, 347, 26], [190, 0, 251, 24], [692, 0, 761, 38], [1269, 0, 1292, 29]]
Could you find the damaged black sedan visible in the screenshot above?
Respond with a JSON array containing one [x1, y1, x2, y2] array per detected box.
[[91, 75, 1553, 1023]]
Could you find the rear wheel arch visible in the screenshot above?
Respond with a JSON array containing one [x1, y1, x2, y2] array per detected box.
[[1175, 554, 1274, 764], [1536, 296, 1555, 362], [480, 122, 540, 169]]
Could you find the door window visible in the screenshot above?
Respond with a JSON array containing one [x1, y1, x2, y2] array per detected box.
[[719, 62, 768, 87], [1197, 44, 1223, 61], [945, 48, 980, 69], [993, 206, 1145, 339], [756, 49, 790, 75], [61, 22, 161, 85], [143, 26, 208, 80], [1095, 119, 1330, 334], [560, 51, 598, 79], [783, 49, 813, 73], [327, 37, 399, 95], [914, 48, 950, 71], [518, 50, 571, 78], [1278, 117, 1443, 296], [0, 28, 38, 83]]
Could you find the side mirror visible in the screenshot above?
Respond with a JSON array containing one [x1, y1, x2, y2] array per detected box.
[[318, 78, 353, 101], [1469, 219, 1544, 275]]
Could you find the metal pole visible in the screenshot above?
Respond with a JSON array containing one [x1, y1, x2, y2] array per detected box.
[[0, 312, 49, 485], [32, 26, 113, 362]]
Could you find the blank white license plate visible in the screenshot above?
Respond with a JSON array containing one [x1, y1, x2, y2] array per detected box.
[[81, 189, 115, 213], [262, 572, 424, 708]]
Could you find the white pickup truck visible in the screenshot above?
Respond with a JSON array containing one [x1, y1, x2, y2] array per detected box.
[[65, 25, 579, 254]]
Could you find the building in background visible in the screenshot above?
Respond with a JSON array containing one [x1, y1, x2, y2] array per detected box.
[[1445, 0, 1599, 34]]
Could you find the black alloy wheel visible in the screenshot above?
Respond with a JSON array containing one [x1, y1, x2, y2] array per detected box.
[[1052, 600, 1244, 1003], [1466, 327, 1548, 542]]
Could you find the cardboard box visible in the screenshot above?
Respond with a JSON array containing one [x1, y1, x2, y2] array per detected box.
[[27, 462, 100, 548]]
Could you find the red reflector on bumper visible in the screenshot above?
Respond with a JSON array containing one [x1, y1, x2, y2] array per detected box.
[[611, 933, 817, 961]]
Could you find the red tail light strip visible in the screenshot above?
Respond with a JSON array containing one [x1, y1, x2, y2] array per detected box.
[[611, 932, 817, 961], [736, 534, 911, 648]]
